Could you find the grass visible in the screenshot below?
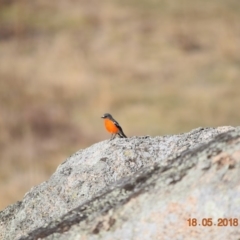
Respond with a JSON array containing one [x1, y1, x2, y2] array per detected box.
[[0, 0, 240, 210]]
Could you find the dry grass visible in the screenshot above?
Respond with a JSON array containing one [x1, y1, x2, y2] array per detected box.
[[0, 0, 240, 209]]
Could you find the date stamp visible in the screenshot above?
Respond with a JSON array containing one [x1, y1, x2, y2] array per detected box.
[[187, 218, 238, 227]]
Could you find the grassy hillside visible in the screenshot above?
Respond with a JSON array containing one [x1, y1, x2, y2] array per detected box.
[[0, 0, 240, 209]]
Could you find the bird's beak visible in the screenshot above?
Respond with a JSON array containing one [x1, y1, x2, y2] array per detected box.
[[101, 116, 104, 118]]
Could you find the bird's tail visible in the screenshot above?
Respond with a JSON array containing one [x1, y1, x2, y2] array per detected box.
[[118, 129, 127, 138]]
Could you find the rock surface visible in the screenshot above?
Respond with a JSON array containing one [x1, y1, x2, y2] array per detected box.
[[1, 126, 240, 240]]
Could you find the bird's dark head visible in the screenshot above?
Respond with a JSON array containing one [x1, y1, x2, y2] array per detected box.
[[101, 113, 112, 119]]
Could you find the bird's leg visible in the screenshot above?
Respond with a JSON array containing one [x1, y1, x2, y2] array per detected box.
[[110, 134, 115, 141], [110, 134, 113, 141], [112, 134, 117, 140]]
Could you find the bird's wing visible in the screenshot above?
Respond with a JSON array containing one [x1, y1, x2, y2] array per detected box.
[[113, 120, 122, 130]]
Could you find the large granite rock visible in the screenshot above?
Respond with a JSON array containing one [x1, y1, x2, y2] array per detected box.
[[1, 126, 239, 240]]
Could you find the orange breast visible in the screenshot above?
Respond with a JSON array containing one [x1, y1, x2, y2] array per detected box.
[[104, 118, 119, 134]]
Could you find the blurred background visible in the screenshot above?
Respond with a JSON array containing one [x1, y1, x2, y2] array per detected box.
[[0, 0, 240, 210]]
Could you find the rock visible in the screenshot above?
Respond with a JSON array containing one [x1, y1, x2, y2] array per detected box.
[[0, 126, 239, 240]]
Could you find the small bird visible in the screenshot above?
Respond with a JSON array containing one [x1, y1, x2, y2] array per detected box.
[[101, 113, 127, 140]]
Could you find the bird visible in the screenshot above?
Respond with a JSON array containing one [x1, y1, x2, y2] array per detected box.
[[101, 113, 127, 140]]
